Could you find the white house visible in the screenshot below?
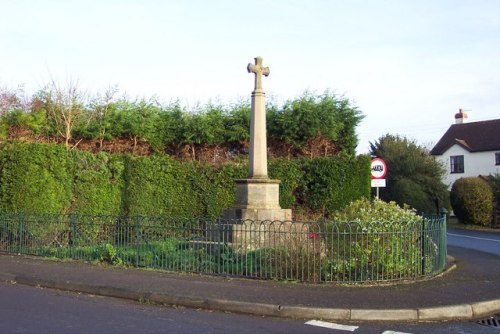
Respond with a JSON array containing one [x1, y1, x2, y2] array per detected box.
[[430, 109, 500, 189]]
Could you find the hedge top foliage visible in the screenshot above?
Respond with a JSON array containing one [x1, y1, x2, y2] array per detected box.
[[0, 84, 363, 158]]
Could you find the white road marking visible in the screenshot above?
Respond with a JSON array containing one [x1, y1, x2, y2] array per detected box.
[[381, 331, 413, 334], [305, 320, 358, 331], [447, 233, 500, 243]]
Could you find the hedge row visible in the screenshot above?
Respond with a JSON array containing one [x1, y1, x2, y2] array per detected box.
[[0, 142, 370, 218], [1, 89, 363, 157]]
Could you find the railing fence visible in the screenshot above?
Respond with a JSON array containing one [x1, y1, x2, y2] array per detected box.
[[0, 213, 447, 283]]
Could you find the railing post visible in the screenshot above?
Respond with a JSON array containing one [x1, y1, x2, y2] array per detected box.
[[421, 213, 426, 276], [18, 213, 25, 254], [440, 208, 448, 267], [134, 215, 141, 267], [70, 213, 77, 259]]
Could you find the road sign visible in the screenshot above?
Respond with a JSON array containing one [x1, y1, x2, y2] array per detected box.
[[371, 158, 387, 179], [371, 179, 386, 187]]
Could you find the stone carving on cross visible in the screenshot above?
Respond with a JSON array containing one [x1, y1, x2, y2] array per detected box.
[[247, 56, 270, 91]]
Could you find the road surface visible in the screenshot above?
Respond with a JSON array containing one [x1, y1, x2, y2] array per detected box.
[[0, 282, 495, 334], [447, 228, 500, 256]]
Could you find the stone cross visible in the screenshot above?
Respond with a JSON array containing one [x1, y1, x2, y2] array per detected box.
[[222, 56, 291, 222], [247, 57, 270, 92], [247, 56, 269, 179]]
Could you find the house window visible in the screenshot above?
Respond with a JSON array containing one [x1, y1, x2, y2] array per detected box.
[[450, 155, 464, 173], [496, 152, 500, 165]]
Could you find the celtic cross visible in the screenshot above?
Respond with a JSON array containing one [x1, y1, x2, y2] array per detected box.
[[247, 56, 270, 91]]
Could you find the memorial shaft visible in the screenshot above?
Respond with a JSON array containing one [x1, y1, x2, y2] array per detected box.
[[247, 56, 270, 179], [222, 56, 292, 222]]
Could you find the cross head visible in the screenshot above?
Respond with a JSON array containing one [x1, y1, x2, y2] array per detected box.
[[247, 57, 270, 91]]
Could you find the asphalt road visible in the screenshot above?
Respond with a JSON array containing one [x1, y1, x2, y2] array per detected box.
[[0, 282, 314, 334], [447, 228, 500, 256], [0, 282, 495, 334]]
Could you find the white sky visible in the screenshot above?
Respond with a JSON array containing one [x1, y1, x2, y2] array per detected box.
[[1, 0, 499, 153]]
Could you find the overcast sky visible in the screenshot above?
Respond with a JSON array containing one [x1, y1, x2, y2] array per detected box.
[[1, 0, 499, 153]]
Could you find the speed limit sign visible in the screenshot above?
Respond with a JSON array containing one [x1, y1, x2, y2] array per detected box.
[[371, 158, 387, 198], [371, 158, 387, 179]]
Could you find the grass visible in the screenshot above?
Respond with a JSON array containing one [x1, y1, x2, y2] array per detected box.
[[447, 216, 500, 233]]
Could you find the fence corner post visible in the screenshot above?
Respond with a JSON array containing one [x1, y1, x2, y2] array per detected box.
[[440, 208, 448, 263], [440, 208, 448, 221]]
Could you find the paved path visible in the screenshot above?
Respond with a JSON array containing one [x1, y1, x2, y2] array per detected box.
[[1, 246, 499, 322]]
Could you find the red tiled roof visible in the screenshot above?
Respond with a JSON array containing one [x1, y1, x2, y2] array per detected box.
[[430, 119, 500, 155]]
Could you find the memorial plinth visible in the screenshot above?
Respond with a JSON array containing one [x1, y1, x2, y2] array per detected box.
[[225, 178, 292, 221], [223, 57, 292, 223]]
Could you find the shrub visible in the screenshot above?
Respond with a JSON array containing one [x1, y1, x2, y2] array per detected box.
[[392, 178, 441, 215], [450, 177, 494, 226], [483, 174, 500, 210], [98, 243, 123, 265], [332, 197, 421, 224], [323, 198, 425, 280]]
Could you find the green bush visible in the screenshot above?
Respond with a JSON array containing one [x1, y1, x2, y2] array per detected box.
[[450, 177, 494, 226], [324, 198, 425, 280], [98, 243, 123, 265], [3, 109, 47, 136], [483, 175, 500, 216], [332, 197, 421, 224], [392, 178, 440, 215]]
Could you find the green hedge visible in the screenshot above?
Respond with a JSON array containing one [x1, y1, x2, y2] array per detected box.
[[269, 158, 305, 210], [70, 151, 124, 215], [298, 155, 371, 217], [0, 142, 370, 217], [0, 142, 72, 213], [123, 155, 204, 217]]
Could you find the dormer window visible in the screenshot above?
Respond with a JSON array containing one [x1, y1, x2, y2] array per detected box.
[[450, 155, 464, 173]]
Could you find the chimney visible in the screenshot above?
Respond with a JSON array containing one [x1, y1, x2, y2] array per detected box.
[[454, 108, 468, 124]]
